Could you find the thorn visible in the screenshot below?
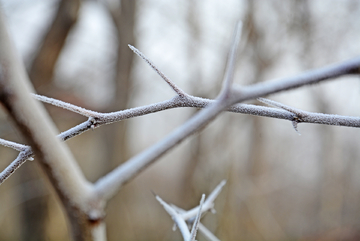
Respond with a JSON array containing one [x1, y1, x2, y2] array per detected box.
[[27, 157, 34, 161], [292, 121, 301, 135]]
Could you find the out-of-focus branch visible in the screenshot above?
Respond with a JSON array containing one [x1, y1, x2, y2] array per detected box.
[[29, 0, 80, 91], [0, 9, 105, 241]]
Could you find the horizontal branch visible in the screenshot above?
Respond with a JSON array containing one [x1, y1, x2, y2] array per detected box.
[[2, 84, 360, 184], [33, 94, 101, 118], [232, 56, 360, 104]]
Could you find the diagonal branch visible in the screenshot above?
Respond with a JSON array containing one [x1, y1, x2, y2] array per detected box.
[[93, 22, 245, 200], [232, 56, 360, 104], [0, 149, 33, 184]]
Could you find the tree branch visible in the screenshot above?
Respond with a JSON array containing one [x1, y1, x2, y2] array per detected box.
[[0, 10, 104, 240], [1, 58, 360, 186]]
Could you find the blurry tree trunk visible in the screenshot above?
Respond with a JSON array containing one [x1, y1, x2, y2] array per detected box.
[[19, 0, 81, 240], [179, 0, 203, 204], [233, 1, 284, 239], [29, 0, 81, 94], [100, 1, 136, 239], [292, 0, 345, 232], [102, 0, 136, 171]]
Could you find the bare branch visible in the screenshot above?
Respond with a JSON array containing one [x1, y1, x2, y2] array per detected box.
[[0, 138, 28, 152], [33, 94, 101, 118], [258, 97, 360, 128], [0, 150, 32, 185], [3, 81, 360, 184], [129, 45, 187, 97], [232, 56, 360, 103]]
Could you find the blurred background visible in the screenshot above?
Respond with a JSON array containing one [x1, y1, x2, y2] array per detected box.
[[0, 0, 360, 240]]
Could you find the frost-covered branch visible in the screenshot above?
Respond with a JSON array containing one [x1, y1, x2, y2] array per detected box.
[[231, 56, 360, 104], [0, 149, 32, 184], [33, 94, 101, 118], [189, 194, 205, 241], [1, 26, 360, 190], [94, 21, 243, 200], [129, 45, 187, 97]]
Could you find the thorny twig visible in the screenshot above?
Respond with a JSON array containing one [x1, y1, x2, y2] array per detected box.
[[157, 180, 226, 241]]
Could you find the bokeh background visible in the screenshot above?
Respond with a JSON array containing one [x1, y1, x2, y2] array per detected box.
[[0, 0, 360, 240]]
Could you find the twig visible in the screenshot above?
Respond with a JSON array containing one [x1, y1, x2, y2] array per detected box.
[[129, 45, 187, 97], [190, 194, 205, 241], [219, 21, 242, 99], [156, 195, 190, 241], [181, 180, 226, 221], [0, 150, 33, 184], [257, 97, 303, 116], [33, 94, 101, 118], [0, 138, 28, 152]]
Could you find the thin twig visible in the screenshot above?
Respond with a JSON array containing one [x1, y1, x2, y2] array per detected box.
[[128, 45, 187, 97], [258, 97, 303, 116], [190, 194, 205, 241], [0, 138, 28, 152], [33, 94, 101, 118], [156, 195, 190, 241], [219, 21, 243, 99], [0, 151, 33, 184], [181, 180, 226, 221]]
